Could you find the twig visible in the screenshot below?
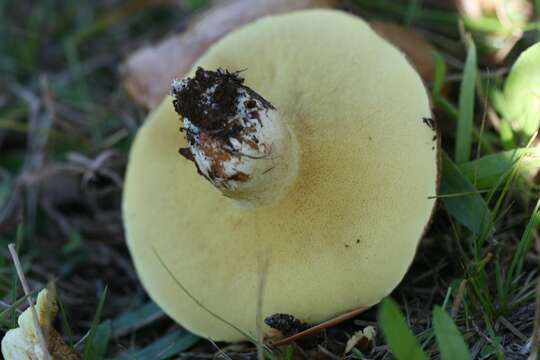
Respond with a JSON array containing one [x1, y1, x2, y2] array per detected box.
[[451, 279, 467, 317], [270, 306, 368, 347], [499, 316, 528, 342], [8, 243, 52, 360]]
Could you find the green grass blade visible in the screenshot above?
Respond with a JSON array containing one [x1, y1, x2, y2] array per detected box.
[[379, 298, 428, 360], [440, 153, 491, 234], [353, 0, 458, 33], [481, 313, 504, 360], [83, 286, 108, 360], [56, 293, 75, 346], [115, 329, 199, 360], [475, 136, 537, 253], [505, 198, 540, 292], [433, 306, 471, 360], [455, 43, 477, 163], [431, 51, 446, 99], [537, 0, 540, 40], [281, 344, 295, 360], [404, 0, 421, 26]]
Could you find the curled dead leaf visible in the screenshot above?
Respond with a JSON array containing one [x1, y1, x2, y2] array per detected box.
[[122, 1, 436, 110], [369, 21, 435, 85], [122, 0, 339, 109]]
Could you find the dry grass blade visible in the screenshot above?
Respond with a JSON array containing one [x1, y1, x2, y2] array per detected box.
[[7, 243, 52, 360], [527, 235, 540, 359], [527, 278, 540, 359]]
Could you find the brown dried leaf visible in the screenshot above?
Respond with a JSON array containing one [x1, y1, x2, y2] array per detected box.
[[122, 1, 436, 110], [122, 0, 339, 109], [369, 21, 436, 85]]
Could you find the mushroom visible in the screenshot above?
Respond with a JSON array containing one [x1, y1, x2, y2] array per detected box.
[[123, 9, 439, 342], [1, 289, 79, 360]]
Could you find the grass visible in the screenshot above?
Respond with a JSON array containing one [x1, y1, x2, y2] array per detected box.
[[0, 0, 539, 359]]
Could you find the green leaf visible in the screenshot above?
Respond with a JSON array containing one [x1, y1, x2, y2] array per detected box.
[[458, 148, 540, 189], [110, 301, 164, 337], [499, 118, 517, 150], [187, 0, 210, 9], [488, 87, 507, 116], [115, 329, 199, 360], [57, 295, 75, 346], [504, 42, 540, 141], [83, 286, 108, 360], [282, 345, 295, 360], [455, 43, 477, 163], [379, 298, 428, 360], [433, 306, 472, 360], [92, 320, 111, 360], [62, 230, 83, 254], [431, 51, 447, 99], [351, 348, 366, 359], [441, 153, 491, 234]]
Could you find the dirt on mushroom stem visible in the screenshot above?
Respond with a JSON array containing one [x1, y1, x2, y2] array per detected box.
[[171, 67, 298, 205], [172, 68, 274, 148]]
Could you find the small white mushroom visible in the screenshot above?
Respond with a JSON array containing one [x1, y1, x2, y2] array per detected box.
[[1, 289, 79, 360]]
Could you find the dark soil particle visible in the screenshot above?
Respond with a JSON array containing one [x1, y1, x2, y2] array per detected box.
[[265, 313, 310, 337], [172, 67, 274, 148], [265, 313, 323, 348]]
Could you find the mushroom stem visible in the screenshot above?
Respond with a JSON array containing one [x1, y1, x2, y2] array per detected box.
[[171, 67, 299, 207]]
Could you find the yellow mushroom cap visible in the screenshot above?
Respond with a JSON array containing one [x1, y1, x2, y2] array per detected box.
[[123, 9, 439, 341]]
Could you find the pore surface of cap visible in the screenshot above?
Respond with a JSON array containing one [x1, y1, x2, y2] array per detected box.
[[123, 9, 439, 341]]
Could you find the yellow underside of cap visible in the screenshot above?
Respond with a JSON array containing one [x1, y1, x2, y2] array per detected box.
[[123, 9, 438, 341]]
